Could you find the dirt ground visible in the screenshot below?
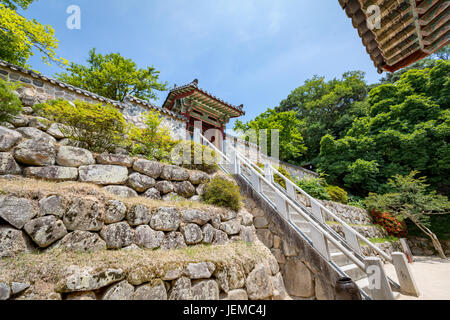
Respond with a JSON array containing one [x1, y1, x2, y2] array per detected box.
[[384, 256, 450, 300]]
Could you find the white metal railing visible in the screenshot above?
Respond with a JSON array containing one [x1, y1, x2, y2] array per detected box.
[[268, 165, 393, 262], [196, 132, 404, 299]]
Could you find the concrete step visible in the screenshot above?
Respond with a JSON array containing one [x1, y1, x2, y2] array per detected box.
[[330, 252, 352, 266], [340, 264, 367, 282], [356, 278, 401, 300]]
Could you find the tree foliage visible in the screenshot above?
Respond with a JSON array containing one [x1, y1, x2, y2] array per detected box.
[[319, 60, 450, 196], [234, 109, 306, 165], [0, 1, 66, 67], [365, 171, 449, 257], [0, 78, 22, 122], [56, 49, 168, 102], [37, 99, 127, 152], [276, 71, 369, 163]]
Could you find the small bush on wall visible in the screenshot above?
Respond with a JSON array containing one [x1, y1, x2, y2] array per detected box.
[[37, 99, 126, 152], [295, 176, 331, 201], [326, 185, 349, 204], [273, 166, 293, 189], [0, 78, 22, 123], [202, 176, 242, 211], [128, 110, 176, 162], [171, 140, 219, 173]]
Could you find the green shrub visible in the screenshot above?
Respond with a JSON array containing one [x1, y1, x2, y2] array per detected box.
[[37, 99, 126, 152], [171, 140, 219, 173], [295, 177, 331, 201], [0, 78, 22, 123], [326, 185, 349, 204], [128, 110, 176, 161], [202, 176, 242, 211]]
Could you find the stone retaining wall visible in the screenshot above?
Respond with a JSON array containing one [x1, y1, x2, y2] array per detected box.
[[406, 236, 450, 256], [0, 62, 186, 138], [235, 175, 341, 300]]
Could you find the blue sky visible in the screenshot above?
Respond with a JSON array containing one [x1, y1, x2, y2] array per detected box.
[[22, 0, 384, 131]]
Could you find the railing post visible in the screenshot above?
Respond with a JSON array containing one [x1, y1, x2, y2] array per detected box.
[[193, 127, 201, 144], [310, 225, 330, 260], [264, 163, 273, 183], [364, 257, 395, 300], [391, 252, 420, 297], [343, 224, 362, 255], [274, 193, 288, 220], [251, 170, 261, 193], [310, 201, 325, 224], [286, 181, 296, 198]]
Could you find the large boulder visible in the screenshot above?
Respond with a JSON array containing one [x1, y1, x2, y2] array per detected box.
[[102, 280, 134, 300], [24, 166, 78, 181], [104, 200, 127, 224], [143, 188, 161, 200], [39, 195, 65, 218], [181, 224, 203, 244], [28, 117, 50, 130], [0, 152, 21, 175], [161, 231, 186, 250], [155, 181, 174, 194], [161, 165, 189, 181], [63, 197, 104, 232], [100, 222, 135, 249], [133, 280, 167, 300], [174, 181, 196, 198], [15, 127, 55, 142], [56, 146, 95, 167], [133, 159, 162, 179], [219, 219, 241, 236], [222, 289, 248, 300], [126, 204, 151, 226], [246, 264, 273, 300], [126, 173, 156, 192], [201, 224, 216, 244], [181, 209, 210, 225], [52, 231, 106, 252], [0, 126, 22, 151], [189, 170, 210, 185], [183, 262, 215, 279], [0, 283, 10, 300], [150, 207, 180, 231], [24, 216, 68, 248], [10, 114, 29, 127], [78, 165, 128, 185], [283, 258, 314, 298], [103, 186, 138, 198], [96, 154, 133, 168], [134, 225, 164, 249], [57, 266, 124, 293], [46, 123, 69, 139], [13, 138, 56, 166], [168, 277, 192, 300], [0, 226, 32, 258], [191, 280, 219, 300], [0, 196, 36, 229]]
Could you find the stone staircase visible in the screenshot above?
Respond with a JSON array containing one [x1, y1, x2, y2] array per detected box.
[[197, 132, 419, 300]]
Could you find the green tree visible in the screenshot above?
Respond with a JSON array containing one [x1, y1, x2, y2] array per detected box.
[[56, 49, 168, 102], [319, 60, 450, 196], [276, 71, 369, 163], [365, 171, 450, 258], [234, 109, 307, 164], [0, 0, 66, 67]]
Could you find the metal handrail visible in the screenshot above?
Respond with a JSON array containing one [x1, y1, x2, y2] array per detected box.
[[221, 140, 369, 269], [268, 165, 392, 262]]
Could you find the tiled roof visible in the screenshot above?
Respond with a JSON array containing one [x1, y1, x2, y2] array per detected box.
[[0, 59, 185, 120], [339, 0, 449, 73], [162, 79, 245, 116]]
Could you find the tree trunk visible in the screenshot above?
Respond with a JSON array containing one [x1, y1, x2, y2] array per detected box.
[[411, 218, 447, 259]]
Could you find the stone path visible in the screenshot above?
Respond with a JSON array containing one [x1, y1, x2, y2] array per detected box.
[[384, 256, 450, 300]]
